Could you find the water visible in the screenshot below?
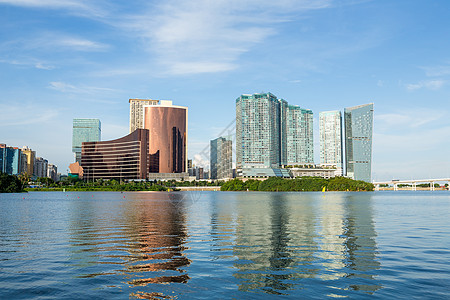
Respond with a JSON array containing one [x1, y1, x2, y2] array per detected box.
[[0, 191, 449, 299]]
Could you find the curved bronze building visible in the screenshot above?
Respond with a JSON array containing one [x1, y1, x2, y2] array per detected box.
[[144, 101, 187, 173], [81, 129, 149, 181]]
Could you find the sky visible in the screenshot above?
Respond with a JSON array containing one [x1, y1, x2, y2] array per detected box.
[[1, 0, 449, 181]]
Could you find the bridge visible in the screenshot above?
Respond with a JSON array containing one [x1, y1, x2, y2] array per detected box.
[[373, 178, 450, 191]]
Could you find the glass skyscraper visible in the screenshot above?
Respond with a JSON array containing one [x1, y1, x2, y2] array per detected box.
[[319, 110, 343, 175], [344, 103, 374, 182], [72, 119, 101, 164], [210, 136, 232, 179], [236, 92, 313, 173], [0, 144, 21, 175]]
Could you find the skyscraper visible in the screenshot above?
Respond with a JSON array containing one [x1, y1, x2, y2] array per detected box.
[[72, 119, 101, 164], [143, 100, 188, 174], [21, 146, 35, 175], [236, 92, 313, 176], [344, 103, 374, 182], [0, 144, 22, 175], [236, 93, 281, 170], [286, 105, 314, 165], [319, 110, 343, 175], [129, 98, 159, 133], [34, 157, 48, 178], [210, 136, 232, 179]]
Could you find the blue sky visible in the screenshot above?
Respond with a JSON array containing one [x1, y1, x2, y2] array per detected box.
[[1, 0, 449, 181]]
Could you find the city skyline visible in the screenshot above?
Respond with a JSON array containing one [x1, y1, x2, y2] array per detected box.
[[1, 1, 450, 181]]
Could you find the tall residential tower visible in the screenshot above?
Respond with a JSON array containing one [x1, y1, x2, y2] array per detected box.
[[319, 110, 343, 175], [210, 136, 232, 179], [344, 103, 374, 182], [286, 105, 314, 165], [236, 92, 313, 177]]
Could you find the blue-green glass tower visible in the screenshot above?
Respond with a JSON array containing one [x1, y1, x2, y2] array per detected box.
[[0, 145, 21, 175], [72, 119, 101, 164], [236, 92, 314, 174], [344, 103, 374, 182]]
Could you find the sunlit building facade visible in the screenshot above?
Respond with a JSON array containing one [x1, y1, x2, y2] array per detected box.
[[236, 92, 313, 176], [236, 93, 281, 170], [72, 119, 101, 164], [210, 136, 232, 179], [319, 110, 343, 176], [286, 105, 314, 165], [143, 101, 188, 174], [344, 103, 374, 182], [21, 146, 35, 175], [129, 98, 160, 133]]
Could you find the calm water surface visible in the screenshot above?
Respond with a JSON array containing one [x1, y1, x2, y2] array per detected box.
[[0, 191, 449, 299]]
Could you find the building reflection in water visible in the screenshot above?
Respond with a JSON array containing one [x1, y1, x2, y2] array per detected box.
[[68, 193, 190, 299], [121, 193, 190, 288], [232, 193, 319, 294], [342, 193, 381, 293], [229, 192, 380, 296]]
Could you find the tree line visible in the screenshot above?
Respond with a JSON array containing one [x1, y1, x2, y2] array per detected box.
[[0, 172, 25, 193], [221, 176, 374, 192]]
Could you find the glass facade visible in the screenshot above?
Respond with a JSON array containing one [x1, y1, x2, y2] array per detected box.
[[210, 136, 232, 179], [72, 119, 101, 164], [0, 144, 22, 175], [344, 103, 374, 182], [81, 129, 149, 181], [319, 110, 343, 172], [144, 104, 187, 173], [236, 93, 314, 170]]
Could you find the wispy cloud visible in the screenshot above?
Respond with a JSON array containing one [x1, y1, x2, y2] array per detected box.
[[0, 58, 55, 70], [49, 81, 119, 97], [405, 79, 445, 91], [376, 108, 446, 130], [0, 103, 59, 126], [123, 0, 333, 75], [0, 0, 109, 18], [1, 33, 109, 53], [421, 63, 450, 77]]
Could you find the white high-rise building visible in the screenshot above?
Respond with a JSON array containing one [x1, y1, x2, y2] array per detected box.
[[129, 99, 160, 133], [319, 110, 343, 176], [286, 105, 314, 165]]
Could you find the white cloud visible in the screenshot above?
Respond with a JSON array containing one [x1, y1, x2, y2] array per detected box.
[[422, 63, 450, 77], [123, 0, 333, 75], [0, 58, 55, 70], [57, 37, 109, 51], [48, 81, 120, 99], [0, 103, 59, 126], [49, 81, 76, 92], [376, 108, 446, 130], [1, 34, 109, 53], [405, 79, 445, 91], [0, 0, 108, 18]]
